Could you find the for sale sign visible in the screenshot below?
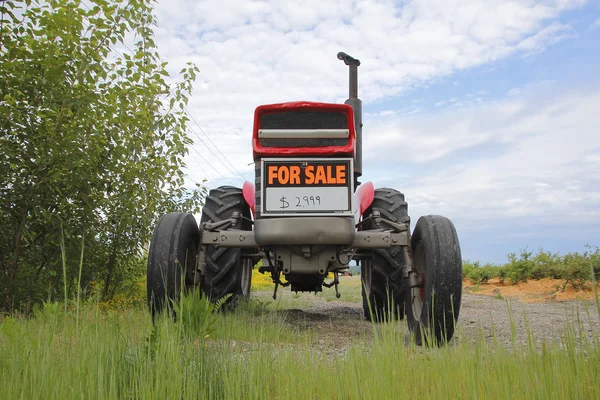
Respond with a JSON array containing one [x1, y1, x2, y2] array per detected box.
[[261, 158, 353, 216]]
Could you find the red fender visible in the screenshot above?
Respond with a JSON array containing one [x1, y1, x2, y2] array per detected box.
[[356, 181, 375, 216], [242, 181, 255, 214]]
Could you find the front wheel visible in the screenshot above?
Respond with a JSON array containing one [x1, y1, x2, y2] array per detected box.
[[200, 186, 253, 307], [406, 215, 462, 346], [147, 212, 200, 318]]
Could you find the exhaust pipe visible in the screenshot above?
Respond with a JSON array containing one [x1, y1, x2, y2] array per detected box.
[[337, 52, 362, 187]]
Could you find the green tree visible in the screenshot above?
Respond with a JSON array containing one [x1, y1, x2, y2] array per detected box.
[[0, 0, 204, 310]]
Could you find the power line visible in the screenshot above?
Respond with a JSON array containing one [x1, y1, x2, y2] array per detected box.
[[186, 131, 236, 185], [109, 24, 247, 183], [180, 108, 245, 184], [78, 2, 244, 185], [184, 148, 216, 182], [185, 112, 247, 182]]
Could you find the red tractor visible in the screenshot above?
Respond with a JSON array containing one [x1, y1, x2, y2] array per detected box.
[[147, 52, 463, 345]]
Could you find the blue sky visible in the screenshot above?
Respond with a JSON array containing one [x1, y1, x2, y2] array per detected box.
[[149, 0, 600, 263]]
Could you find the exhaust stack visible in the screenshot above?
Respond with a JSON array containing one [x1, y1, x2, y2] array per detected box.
[[337, 52, 362, 187]]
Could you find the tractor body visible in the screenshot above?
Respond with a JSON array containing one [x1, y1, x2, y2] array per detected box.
[[148, 52, 463, 345]]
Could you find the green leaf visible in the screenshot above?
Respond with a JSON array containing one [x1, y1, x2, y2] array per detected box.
[[0, 0, 203, 312]]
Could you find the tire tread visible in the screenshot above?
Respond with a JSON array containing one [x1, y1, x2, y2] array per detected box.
[[201, 186, 252, 304], [362, 188, 410, 321]]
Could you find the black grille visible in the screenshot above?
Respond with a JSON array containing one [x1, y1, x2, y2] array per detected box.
[[259, 111, 348, 130], [258, 138, 348, 148]]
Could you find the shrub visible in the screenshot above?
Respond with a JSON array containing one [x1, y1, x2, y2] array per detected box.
[[585, 244, 600, 281], [463, 246, 599, 289], [462, 261, 477, 282], [506, 249, 534, 284], [463, 261, 499, 284], [561, 253, 591, 290], [497, 268, 507, 284], [529, 249, 561, 280], [251, 269, 274, 290]]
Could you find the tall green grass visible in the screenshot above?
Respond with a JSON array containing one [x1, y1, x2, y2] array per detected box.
[[1, 294, 599, 399]]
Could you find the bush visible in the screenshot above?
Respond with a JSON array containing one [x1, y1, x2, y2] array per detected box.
[[463, 261, 500, 284], [529, 249, 561, 280], [462, 261, 477, 282], [251, 269, 274, 290], [464, 246, 599, 290], [506, 249, 534, 284], [586, 245, 600, 281], [561, 253, 591, 290], [472, 266, 496, 284], [497, 268, 507, 284]]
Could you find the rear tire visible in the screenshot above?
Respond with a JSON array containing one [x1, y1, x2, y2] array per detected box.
[[147, 212, 200, 318], [406, 215, 462, 346], [361, 188, 410, 322], [200, 186, 253, 307]]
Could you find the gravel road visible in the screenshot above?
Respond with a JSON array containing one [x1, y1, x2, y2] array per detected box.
[[267, 291, 600, 349]]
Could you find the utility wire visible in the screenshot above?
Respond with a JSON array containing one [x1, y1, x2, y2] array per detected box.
[[179, 108, 245, 184], [113, 28, 246, 183], [78, 2, 243, 185], [186, 128, 236, 185], [185, 111, 247, 182]]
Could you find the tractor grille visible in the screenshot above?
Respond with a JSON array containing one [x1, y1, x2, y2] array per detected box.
[[258, 138, 347, 147], [258, 111, 349, 148], [260, 110, 348, 129]]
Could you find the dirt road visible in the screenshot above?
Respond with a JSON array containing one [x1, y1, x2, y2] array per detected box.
[[259, 288, 600, 350]]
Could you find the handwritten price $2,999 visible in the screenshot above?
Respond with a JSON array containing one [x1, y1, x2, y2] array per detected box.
[[279, 195, 322, 209]]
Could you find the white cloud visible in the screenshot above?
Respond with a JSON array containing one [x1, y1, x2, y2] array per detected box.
[[517, 23, 577, 55], [148, 0, 588, 184], [591, 18, 600, 29], [363, 86, 600, 231]]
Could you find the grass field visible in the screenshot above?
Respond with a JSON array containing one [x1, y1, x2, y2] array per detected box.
[[1, 277, 599, 399]]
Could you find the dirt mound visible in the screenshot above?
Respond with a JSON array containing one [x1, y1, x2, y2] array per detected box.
[[464, 278, 600, 303]]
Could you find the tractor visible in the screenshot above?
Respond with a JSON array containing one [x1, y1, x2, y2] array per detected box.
[[147, 52, 463, 345]]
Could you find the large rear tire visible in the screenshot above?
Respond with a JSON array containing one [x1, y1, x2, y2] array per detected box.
[[361, 188, 410, 322], [147, 212, 200, 318], [406, 215, 462, 346], [200, 186, 253, 307]]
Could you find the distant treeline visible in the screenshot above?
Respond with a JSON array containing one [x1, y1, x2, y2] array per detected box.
[[463, 246, 600, 289]]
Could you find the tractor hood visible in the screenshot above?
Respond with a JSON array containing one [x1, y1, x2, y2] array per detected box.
[[252, 101, 356, 160]]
